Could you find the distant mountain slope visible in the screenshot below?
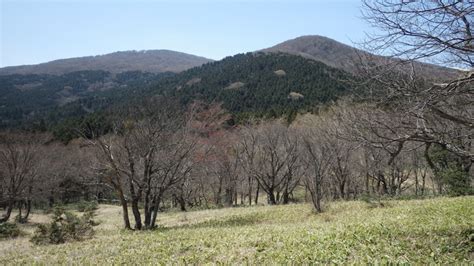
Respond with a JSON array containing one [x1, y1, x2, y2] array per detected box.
[[43, 52, 354, 141], [1, 52, 355, 132], [0, 71, 173, 128], [0, 50, 213, 75], [262, 35, 459, 80]]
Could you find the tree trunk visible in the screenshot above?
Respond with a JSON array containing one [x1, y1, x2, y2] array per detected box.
[[255, 184, 260, 205], [143, 194, 156, 229], [282, 182, 290, 204], [310, 181, 323, 213], [117, 189, 131, 230], [421, 173, 426, 196], [365, 171, 370, 195], [415, 173, 419, 196], [312, 192, 322, 213], [267, 188, 277, 205], [150, 195, 162, 229], [178, 195, 186, 212], [131, 197, 142, 230], [18, 201, 22, 221], [215, 178, 223, 205], [17, 200, 31, 224], [0, 200, 13, 223], [23, 200, 31, 222], [282, 190, 289, 204], [233, 190, 238, 205], [224, 188, 233, 207], [339, 181, 346, 200], [248, 176, 252, 206]]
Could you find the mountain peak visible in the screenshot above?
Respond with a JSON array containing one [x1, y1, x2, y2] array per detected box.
[[261, 35, 363, 73], [262, 35, 458, 80]]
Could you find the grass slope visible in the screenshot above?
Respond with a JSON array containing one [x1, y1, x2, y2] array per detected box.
[[0, 197, 472, 264]]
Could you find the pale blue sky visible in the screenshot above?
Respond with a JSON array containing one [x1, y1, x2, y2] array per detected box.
[[1, 0, 368, 67]]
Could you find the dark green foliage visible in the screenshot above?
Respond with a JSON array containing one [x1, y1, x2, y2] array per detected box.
[[440, 168, 473, 196], [0, 223, 21, 240], [76, 201, 99, 213], [162, 53, 352, 119], [31, 206, 96, 245], [50, 54, 353, 142], [429, 144, 473, 196], [51, 113, 113, 143], [1, 53, 353, 142], [0, 70, 173, 130], [360, 194, 388, 209]]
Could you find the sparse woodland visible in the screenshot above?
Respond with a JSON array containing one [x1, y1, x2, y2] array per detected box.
[[0, 1, 472, 263]]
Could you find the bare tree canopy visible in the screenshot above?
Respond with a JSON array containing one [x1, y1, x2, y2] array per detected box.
[[362, 0, 474, 68], [355, 1, 473, 173]]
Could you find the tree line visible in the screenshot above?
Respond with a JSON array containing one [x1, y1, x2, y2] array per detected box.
[[1, 97, 470, 228]]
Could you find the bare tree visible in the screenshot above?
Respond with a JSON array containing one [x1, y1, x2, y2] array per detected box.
[[192, 105, 240, 207], [204, 145, 241, 207], [0, 133, 42, 223], [238, 121, 300, 205], [300, 125, 332, 212], [37, 142, 99, 206], [362, 0, 473, 67], [357, 0, 473, 180], [88, 98, 196, 230]]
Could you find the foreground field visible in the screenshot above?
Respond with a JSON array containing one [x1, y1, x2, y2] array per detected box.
[[0, 197, 473, 264]]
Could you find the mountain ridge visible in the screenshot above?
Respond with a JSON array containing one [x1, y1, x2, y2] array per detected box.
[[0, 50, 213, 75], [1, 35, 458, 79]]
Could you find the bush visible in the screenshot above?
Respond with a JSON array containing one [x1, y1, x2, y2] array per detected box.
[[31, 206, 96, 245], [440, 168, 473, 196], [82, 208, 100, 226], [360, 194, 386, 208], [76, 201, 98, 212], [0, 223, 21, 240]]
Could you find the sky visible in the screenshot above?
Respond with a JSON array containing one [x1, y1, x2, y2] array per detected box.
[[0, 0, 370, 67]]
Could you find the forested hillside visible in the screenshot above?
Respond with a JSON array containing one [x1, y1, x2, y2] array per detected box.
[[1, 53, 354, 141], [161, 52, 352, 118], [0, 71, 174, 129]]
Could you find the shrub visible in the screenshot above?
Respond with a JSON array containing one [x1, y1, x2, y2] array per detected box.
[[76, 201, 98, 212], [82, 208, 100, 226], [440, 167, 473, 196], [0, 223, 21, 240], [360, 194, 386, 208], [31, 206, 96, 245]]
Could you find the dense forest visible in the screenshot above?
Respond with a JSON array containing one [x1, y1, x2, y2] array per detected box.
[[1, 53, 353, 142], [162, 53, 351, 116], [0, 70, 173, 129]]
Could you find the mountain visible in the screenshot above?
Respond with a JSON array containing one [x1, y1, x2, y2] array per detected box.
[[1, 35, 461, 142], [31, 52, 353, 142], [159, 52, 351, 117], [262, 35, 459, 80], [1, 53, 352, 133], [0, 50, 213, 75]]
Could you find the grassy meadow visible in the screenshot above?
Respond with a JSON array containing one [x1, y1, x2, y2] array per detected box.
[[0, 196, 473, 264]]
